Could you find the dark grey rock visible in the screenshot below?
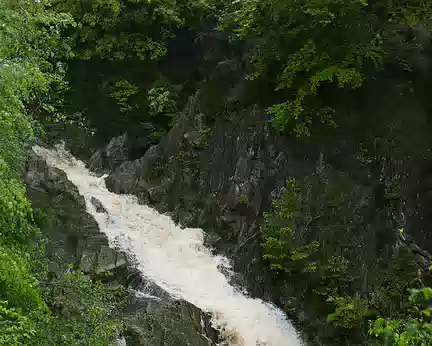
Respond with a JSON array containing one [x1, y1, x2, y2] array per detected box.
[[80, 249, 97, 273], [47, 261, 61, 278], [96, 245, 119, 272], [148, 186, 166, 203], [91, 196, 107, 213], [116, 252, 128, 268], [184, 131, 200, 144], [88, 133, 129, 174]]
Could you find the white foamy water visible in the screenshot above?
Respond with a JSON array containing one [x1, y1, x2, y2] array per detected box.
[[33, 144, 303, 346]]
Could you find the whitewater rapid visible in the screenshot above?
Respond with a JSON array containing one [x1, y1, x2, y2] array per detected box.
[[33, 144, 303, 346]]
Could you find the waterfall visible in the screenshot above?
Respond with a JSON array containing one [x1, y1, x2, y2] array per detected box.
[[33, 144, 303, 346]]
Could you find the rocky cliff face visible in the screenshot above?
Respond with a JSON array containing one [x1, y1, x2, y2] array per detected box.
[[88, 83, 432, 344], [102, 109, 296, 298], [24, 150, 219, 346], [35, 51, 432, 344]]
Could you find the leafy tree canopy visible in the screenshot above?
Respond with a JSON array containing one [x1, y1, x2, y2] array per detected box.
[[50, 0, 215, 60]]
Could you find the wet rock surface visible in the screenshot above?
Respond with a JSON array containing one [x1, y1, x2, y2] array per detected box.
[[91, 196, 107, 213], [88, 133, 130, 174]]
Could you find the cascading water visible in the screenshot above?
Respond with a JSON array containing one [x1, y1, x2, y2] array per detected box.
[[33, 144, 303, 346]]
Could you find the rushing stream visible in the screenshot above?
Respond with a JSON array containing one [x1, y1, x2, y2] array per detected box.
[[33, 144, 303, 346]]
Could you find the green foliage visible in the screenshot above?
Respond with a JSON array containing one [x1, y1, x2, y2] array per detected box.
[[47, 0, 216, 145], [383, 0, 432, 25], [51, 0, 214, 61], [220, 0, 385, 135], [0, 162, 34, 244], [313, 256, 353, 298], [0, 2, 124, 345], [0, 0, 73, 168], [109, 79, 140, 113], [260, 172, 430, 344], [0, 1, 70, 343], [327, 294, 370, 329], [262, 178, 320, 273], [0, 302, 38, 346], [0, 245, 124, 345], [0, 0, 72, 329], [0, 240, 125, 345], [0, 244, 45, 313], [40, 270, 124, 345], [0, 237, 49, 346], [370, 248, 420, 316], [0, 0, 72, 259], [369, 287, 432, 345], [148, 85, 178, 116], [190, 126, 212, 149], [51, 0, 166, 60]]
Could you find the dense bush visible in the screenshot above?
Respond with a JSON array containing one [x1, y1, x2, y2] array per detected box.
[[261, 174, 431, 344], [220, 0, 384, 135], [369, 287, 432, 345], [0, 1, 123, 344]]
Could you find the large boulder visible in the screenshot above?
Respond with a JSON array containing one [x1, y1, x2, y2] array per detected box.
[[88, 134, 130, 174]]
